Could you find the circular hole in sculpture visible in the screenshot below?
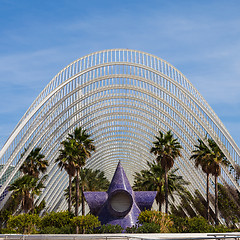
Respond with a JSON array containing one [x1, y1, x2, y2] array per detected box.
[[110, 191, 132, 213]]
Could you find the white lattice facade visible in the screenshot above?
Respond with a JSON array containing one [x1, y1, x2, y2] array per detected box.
[[0, 49, 239, 212]]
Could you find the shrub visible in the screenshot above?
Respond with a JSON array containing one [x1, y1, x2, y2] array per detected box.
[[39, 225, 74, 234], [186, 216, 213, 233], [170, 215, 188, 233], [213, 225, 232, 233], [0, 228, 17, 234], [94, 224, 123, 233], [71, 214, 100, 234], [39, 226, 63, 234], [170, 215, 213, 233], [137, 223, 162, 233], [40, 211, 73, 229], [125, 225, 138, 233], [138, 210, 173, 233], [126, 223, 161, 233], [7, 213, 40, 234]]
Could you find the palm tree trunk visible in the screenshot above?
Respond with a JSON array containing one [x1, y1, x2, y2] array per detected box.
[[68, 175, 72, 213], [81, 184, 85, 216], [31, 196, 35, 214], [158, 202, 162, 212], [164, 166, 168, 214], [215, 175, 219, 225], [75, 169, 80, 217], [22, 197, 25, 214], [23, 192, 28, 213], [75, 169, 80, 234], [206, 172, 210, 222]]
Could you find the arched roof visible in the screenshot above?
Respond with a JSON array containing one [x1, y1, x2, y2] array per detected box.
[[0, 49, 239, 211]]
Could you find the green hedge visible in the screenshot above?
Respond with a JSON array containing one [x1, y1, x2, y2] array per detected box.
[[138, 210, 173, 233], [126, 223, 161, 233], [71, 214, 101, 234], [1, 211, 240, 234], [93, 224, 123, 233], [7, 214, 40, 234], [40, 211, 73, 229]]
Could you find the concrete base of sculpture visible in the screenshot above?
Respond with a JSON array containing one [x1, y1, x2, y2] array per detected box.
[[84, 161, 157, 229]]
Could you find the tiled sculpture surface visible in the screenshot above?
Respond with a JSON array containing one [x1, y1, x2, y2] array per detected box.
[[84, 162, 157, 229]]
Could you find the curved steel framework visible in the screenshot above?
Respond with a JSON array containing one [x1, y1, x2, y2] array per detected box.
[[0, 49, 239, 212]]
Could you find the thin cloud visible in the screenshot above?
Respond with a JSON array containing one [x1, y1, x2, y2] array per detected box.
[[0, 0, 240, 148]]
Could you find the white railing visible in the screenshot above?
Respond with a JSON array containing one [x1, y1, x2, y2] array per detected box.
[[0, 233, 240, 240]]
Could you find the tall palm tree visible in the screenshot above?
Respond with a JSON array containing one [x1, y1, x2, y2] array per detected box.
[[191, 138, 229, 225], [66, 127, 95, 216], [150, 130, 182, 214], [207, 138, 229, 225], [20, 147, 48, 178], [133, 161, 188, 211], [190, 139, 211, 221], [55, 140, 76, 213], [9, 175, 45, 213]]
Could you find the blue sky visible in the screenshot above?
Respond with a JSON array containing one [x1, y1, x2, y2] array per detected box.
[[0, 0, 240, 148]]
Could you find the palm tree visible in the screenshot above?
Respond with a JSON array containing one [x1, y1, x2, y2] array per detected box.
[[64, 168, 110, 209], [66, 127, 95, 216], [10, 147, 48, 213], [30, 176, 46, 213], [87, 168, 110, 191], [55, 140, 76, 213], [190, 139, 211, 221], [80, 168, 109, 192], [9, 175, 45, 213], [150, 130, 182, 214], [133, 161, 164, 211], [207, 138, 229, 225], [133, 161, 188, 211], [191, 138, 229, 225], [20, 147, 48, 178]]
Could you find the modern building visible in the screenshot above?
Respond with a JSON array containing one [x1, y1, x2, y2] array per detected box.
[[0, 49, 239, 214]]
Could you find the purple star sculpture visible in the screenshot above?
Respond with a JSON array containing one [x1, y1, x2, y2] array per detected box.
[[84, 161, 157, 229]]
